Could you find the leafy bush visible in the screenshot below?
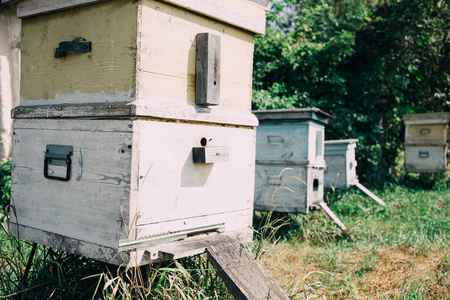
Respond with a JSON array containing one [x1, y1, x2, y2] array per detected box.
[[253, 0, 450, 184], [0, 159, 11, 220]]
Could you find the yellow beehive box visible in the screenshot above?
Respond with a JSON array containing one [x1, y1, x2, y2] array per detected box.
[[403, 112, 450, 144], [17, 0, 267, 120]]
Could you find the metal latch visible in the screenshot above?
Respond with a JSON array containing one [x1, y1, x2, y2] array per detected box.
[[418, 151, 429, 158], [44, 145, 73, 181], [54, 41, 92, 58]]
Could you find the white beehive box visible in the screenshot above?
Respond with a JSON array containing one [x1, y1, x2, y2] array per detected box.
[[404, 144, 449, 173], [324, 139, 358, 189], [10, 0, 268, 265], [403, 112, 450, 173], [253, 108, 333, 214]]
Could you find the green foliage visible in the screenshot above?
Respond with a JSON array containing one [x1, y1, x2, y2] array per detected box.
[[252, 0, 450, 184], [0, 159, 11, 220]]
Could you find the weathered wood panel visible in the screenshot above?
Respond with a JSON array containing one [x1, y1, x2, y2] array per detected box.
[[255, 122, 326, 166], [137, 0, 254, 112], [404, 144, 448, 173], [133, 121, 255, 230], [254, 164, 324, 214], [20, 0, 138, 105], [9, 224, 129, 265], [405, 124, 449, 144], [195, 33, 221, 106], [324, 139, 358, 189], [159, 0, 267, 34], [18, 0, 268, 34], [10, 119, 132, 248], [207, 240, 290, 300], [17, 0, 107, 17]]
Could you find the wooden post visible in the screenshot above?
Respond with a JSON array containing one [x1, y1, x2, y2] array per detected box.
[[206, 240, 290, 300], [353, 181, 386, 206], [318, 201, 346, 230]]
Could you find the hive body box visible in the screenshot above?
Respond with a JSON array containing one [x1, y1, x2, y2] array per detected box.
[[253, 109, 332, 214], [324, 139, 358, 189], [403, 112, 450, 173], [10, 0, 268, 265]]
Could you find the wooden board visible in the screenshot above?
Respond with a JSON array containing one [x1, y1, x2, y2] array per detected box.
[[10, 119, 133, 248], [131, 120, 256, 239], [207, 240, 289, 300], [255, 121, 326, 166], [318, 202, 346, 230], [254, 164, 324, 214], [20, 0, 138, 105], [354, 181, 386, 206], [137, 0, 255, 113], [404, 145, 448, 173], [17, 0, 268, 35], [405, 124, 449, 143], [127, 230, 252, 265], [324, 139, 358, 189], [195, 33, 221, 106]]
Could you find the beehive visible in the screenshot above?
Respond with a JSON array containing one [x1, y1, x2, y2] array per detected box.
[[403, 112, 450, 173], [324, 139, 358, 189], [10, 0, 268, 265], [253, 108, 333, 213]]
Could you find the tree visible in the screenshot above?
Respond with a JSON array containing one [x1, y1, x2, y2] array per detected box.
[[252, 0, 450, 183]]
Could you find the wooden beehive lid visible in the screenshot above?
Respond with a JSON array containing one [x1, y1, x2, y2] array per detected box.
[[325, 139, 358, 145], [402, 112, 450, 125], [16, 0, 269, 34], [252, 108, 334, 125], [324, 139, 358, 153]]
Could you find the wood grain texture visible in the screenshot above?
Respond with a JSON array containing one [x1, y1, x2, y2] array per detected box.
[[17, 0, 106, 17], [192, 146, 229, 163], [159, 0, 267, 34], [11, 119, 132, 248], [137, 0, 255, 113], [404, 145, 448, 173], [195, 33, 221, 106], [9, 223, 128, 265], [126, 230, 251, 265], [206, 240, 290, 300], [20, 0, 138, 105], [132, 120, 255, 231], [18, 0, 267, 34], [254, 164, 324, 214], [11, 102, 135, 119], [11, 102, 258, 127]]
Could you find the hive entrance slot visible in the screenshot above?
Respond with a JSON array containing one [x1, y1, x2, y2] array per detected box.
[[313, 178, 319, 191]]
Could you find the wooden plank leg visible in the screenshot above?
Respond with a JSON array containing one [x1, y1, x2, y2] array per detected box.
[[353, 181, 386, 206], [206, 240, 290, 300], [318, 202, 346, 230]]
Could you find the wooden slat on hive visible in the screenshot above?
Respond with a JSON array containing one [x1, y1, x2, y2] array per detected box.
[[206, 240, 290, 300]]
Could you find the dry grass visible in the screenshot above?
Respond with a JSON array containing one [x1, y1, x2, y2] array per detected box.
[[259, 242, 450, 299]]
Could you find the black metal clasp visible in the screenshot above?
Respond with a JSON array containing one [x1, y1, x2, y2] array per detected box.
[[54, 41, 92, 58], [44, 145, 73, 181]]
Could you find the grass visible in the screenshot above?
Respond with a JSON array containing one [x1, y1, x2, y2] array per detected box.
[[1, 154, 449, 298], [255, 182, 450, 299]]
